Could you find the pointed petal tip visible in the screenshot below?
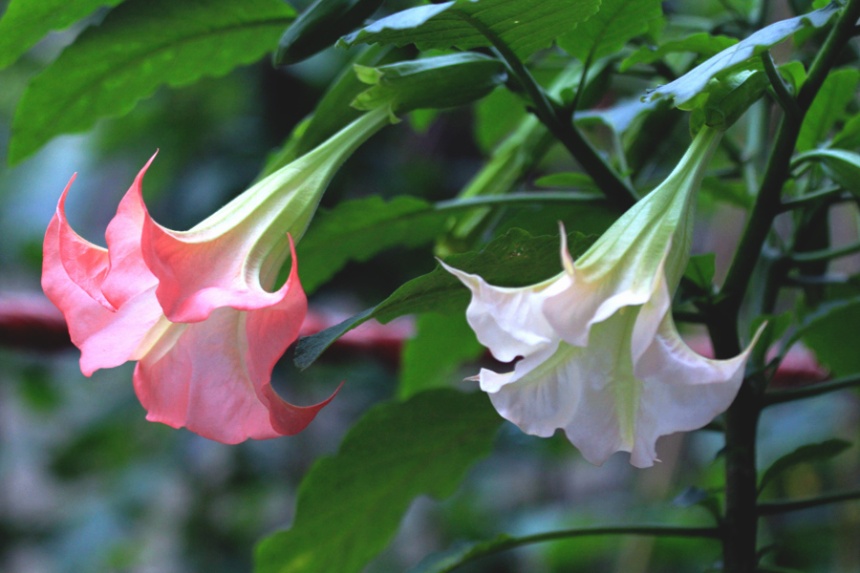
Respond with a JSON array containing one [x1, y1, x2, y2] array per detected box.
[[265, 380, 343, 437]]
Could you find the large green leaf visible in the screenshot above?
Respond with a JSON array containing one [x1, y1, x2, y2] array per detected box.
[[274, 0, 384, 65], [9, 0, 294, 163], [797, 67, 860, 151], [340, 0, 601, 58], [646, 3, 838, 106], [297, 195, 450, 293], [833, 112, 860, 149], [620, 33, 739, 72], [253, 389, 503, 573], [399, 312, 483, 399], [759, 439, 852, 493], [689, 67, 768, 131], [296, 191, 596, 294], [295, 228, 589, 369], [370, 228, 570, 323], [799, 297, 860, 375], [260, 44, 400, 176], [558, 0, 662, 64], [794, 148, 860, 196], [0, 0, 126, 70]]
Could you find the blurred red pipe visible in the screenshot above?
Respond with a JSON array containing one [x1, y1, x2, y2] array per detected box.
[[0, 293, 829, 388], [0, 292, 412, 364]]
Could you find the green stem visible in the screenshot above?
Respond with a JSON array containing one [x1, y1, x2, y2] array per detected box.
[[790, 239, 860, 264], [760, 50, 801, 121], [709, 2, 860, 571], [719, 0, 860, 321], [763, 374, 860, 406], [454, 13, 637, 211], [785, 272, 850, 286], [779, 185, 846, 211], [758, 488, 860, 515], [719, 380, 763, 573], [432, 525, 721, 573], [435, 191, 604, 211]]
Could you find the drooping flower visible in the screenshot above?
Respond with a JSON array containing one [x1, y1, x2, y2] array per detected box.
[[42, 108, 389, 443], [443, 126, 761, 468]]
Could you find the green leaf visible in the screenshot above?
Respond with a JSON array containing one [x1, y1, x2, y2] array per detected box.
[[797, 67, 860, 151], [274, 0, 384, 65], [374, 227, 573, 323], [340, 0, 601, 59], [754, 311, 794, 358], [759, 439, 852, 493], [794, 148, 860, 196], [576, 97, 659, 135], [0, 0, 126, 70], [620, 33, 739, 72], [646, 3, 838, 106], [352, 52, 507, 116], [409, 534, 516, 573], [253, 389, 502, 573], [295, 228, 580, 369], [558, 0, 663, 64], [777, 60, 807, 95], [9, 0, 295, 164], [799, 297, 860, 375], [259, 44, 397, 176], [297, 195, 450, 293], [444, 63, 586, 250], [700, 175, 752, 209], [399, 312, 483, 399], [473, 86, 529, 152], [534, 172, 597, 190], [833, 112, 860, 149], [683, 253, 716, 292], [689, 67, 768, 130]]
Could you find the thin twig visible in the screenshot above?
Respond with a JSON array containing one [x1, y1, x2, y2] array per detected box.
[[452, 12, 638, 211], [779, 185, 848, 212], [758, 488, 860, 515], [764, 374, 860, 406], [790, 239, 860, 264], [760, 51, 801, 121], [429, 525, 722, 573]]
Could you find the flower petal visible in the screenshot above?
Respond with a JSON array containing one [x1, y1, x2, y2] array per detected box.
[[99, 153, 160, 309], [626, 317, 763, 467], [43, 191, 115, 352], [43, 175, 163, 375], [141, 214, 286, 323], [484, 340, 581, 432], [440, 260, 567, 363], [553, 311, 645, 466], [544, 236, 661, 348], [132, 239, 335, 443], [51, 176, 113, 310], [76, 287, 165, 376]]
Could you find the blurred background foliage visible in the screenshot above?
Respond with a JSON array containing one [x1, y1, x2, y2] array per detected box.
[[0, 0, 858, 572]]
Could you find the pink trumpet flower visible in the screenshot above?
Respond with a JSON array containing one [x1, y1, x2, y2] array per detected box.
[[41, 108, 389, 443]]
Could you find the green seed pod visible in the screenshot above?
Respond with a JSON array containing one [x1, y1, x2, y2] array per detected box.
[[351, 53, 507, 118]]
